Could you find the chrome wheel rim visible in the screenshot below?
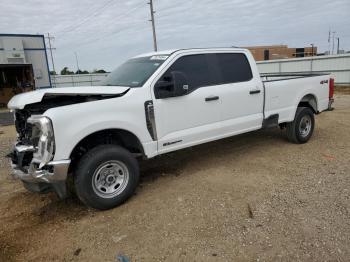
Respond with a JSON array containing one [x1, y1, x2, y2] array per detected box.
[[92, 160, 129, 198], [299, 115, 312, 137]]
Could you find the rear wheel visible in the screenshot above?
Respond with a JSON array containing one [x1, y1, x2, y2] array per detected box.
[[286, 107, 315, 144], [74, 145, 139, 210]]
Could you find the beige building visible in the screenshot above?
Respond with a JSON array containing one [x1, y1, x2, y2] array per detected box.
[[245, 45, 317, 61]]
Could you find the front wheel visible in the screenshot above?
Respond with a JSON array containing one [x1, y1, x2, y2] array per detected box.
[[286, 107, 315, 144], [74, 145, 139, 210]]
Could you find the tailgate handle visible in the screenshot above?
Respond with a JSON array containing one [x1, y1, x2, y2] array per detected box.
[[205, 96, 219, 102], [249, 90, 261, 95]]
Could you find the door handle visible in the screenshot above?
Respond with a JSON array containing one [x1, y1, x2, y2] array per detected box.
[[249, 90, 261, 95], [205, 96, 219, 102]]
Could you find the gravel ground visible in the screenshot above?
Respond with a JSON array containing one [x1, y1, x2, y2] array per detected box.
[[0, 93, 349, 262], [0, 112, 14, 126]]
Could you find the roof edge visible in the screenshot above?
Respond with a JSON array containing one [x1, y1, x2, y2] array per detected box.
[[0, 33, 45, 38]]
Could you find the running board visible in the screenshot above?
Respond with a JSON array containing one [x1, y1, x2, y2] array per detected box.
[[262, 114, 279, 129]]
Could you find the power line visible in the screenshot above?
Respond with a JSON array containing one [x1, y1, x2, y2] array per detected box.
[[55, 0, 118, 36], [57, 0, 116, 34], [56, 3, 145, 49], [73, 20, 144, 48]]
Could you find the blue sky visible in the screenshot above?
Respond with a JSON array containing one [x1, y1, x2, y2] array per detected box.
[[1, 0, 349, 72]]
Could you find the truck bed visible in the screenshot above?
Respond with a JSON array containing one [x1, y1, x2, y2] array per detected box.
[[260, 73, 331, 123]]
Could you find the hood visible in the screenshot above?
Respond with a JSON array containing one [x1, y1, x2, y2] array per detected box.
[[8, 86, 130, 110]]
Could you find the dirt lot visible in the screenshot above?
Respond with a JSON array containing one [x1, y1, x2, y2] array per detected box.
[[0, 93, 349, 262]]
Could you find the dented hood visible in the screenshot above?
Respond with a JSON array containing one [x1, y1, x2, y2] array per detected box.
[[7, 86, 130, 110]]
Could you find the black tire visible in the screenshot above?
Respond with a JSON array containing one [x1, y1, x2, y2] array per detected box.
[[74, 145, 139, 210], [286, 107, 315, 144]]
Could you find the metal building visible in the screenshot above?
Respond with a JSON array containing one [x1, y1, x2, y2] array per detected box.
[[257, 54, 350, 85], [0, 34, 51, 106]]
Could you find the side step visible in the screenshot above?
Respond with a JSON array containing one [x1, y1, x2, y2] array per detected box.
[[262, 114, 279, 129]]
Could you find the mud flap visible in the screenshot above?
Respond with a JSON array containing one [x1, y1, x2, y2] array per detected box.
[[262, 114, 279, 129], [51, 181, 68, 199]]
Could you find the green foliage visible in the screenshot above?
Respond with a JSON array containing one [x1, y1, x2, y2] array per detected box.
[[75, 70, 90, 74], [60, 67, 74, 75], [93, 69, 107, 73], [60, 67, 107, 75]]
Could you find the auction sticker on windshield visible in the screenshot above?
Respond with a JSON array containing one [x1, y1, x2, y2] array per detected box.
[[150, 55, 168, 60]]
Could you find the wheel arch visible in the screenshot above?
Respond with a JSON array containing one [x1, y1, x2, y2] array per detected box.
[[298, 93, 318, 113], [68, 128, 144, 174]]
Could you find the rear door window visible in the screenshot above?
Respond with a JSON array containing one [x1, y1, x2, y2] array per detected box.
[[215, 53, 253, 84]]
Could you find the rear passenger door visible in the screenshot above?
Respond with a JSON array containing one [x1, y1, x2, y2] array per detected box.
[[214, 53, 264, 135]]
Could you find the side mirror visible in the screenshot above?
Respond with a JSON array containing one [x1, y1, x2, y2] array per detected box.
[[155, 71, 188, 99]]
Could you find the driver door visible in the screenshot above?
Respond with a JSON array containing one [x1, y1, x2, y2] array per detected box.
[[152, 54, 222, 154]]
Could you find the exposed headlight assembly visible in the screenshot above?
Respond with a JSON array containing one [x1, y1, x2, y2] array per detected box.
[[27, 116, 55, 168]]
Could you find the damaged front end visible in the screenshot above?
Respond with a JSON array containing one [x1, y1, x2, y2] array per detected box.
[[7, 88, 130, 198], [8, 110, 70, 198]]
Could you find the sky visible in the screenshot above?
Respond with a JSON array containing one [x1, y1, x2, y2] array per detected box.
[[1, 0, 350, 72]]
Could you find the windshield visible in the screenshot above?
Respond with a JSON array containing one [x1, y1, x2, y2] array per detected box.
[[100, 55, 168, 87]]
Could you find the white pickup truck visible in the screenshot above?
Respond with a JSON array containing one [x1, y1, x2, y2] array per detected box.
[[7, 48, 334, 210]]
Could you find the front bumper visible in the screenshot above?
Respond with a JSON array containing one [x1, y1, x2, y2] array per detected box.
[[8, 144, 70, 197], [11, 159, 71, 183]]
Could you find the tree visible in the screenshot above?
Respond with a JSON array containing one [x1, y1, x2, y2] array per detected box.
[[75, 69, 89, 74], [93, 69, 107, 73], [50, 70, 57, 75], [60, 67, 74, 75]]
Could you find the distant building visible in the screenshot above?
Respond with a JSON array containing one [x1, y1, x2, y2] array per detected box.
[[0, 34, 51, 106], [244, 45, 317, 61]]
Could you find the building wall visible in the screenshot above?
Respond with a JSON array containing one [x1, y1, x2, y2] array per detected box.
[[52, 73, 108, 88], [257, 54, 350, 85], [0, 34, 51, 89], [246, 45, 317, 61]]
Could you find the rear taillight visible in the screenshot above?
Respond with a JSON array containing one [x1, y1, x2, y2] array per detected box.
[[329, 78, 334, 98]]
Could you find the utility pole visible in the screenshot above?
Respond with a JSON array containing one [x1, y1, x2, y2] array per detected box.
[[336, 37, 340, 54], [148, 0, 158, 51], [45, 33, 56, 87], [45, 33, 56, 74], [74, 52, 80, 74], [331, 31, 336, 55], [310, 43, 314, 56], [328, 29, 331, 55]]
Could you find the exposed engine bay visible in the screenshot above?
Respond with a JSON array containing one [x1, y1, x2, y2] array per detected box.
[[14, 92, 127, 141], [10, 91, 128, 174]]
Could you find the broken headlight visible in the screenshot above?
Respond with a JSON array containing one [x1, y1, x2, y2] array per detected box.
[[27, 116, 55, 168]]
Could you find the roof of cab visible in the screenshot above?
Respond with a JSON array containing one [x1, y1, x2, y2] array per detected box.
[[133, 47, 247, 58]]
